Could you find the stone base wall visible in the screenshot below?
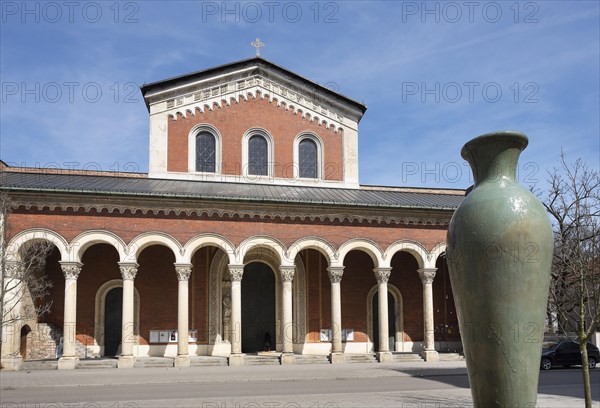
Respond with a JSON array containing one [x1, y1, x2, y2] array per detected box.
[[25, 323, 61, 360]]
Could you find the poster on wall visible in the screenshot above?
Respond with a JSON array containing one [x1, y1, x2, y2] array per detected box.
[[188, 330, 198, 342]]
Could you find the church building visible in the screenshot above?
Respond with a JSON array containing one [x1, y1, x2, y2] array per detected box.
[[1, 56, 464, 369]]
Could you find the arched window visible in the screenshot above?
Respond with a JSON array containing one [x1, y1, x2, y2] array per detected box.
[[248, 134, 268, 176], [195, 131, 216, 173], [298, 138, 318, 179]]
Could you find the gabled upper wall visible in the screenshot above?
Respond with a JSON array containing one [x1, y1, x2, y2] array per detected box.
[[141, 57, 367, 188]]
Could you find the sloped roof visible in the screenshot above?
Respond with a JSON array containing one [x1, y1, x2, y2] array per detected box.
[[1, 171, 464, 211], [140, 57, 367, 115]]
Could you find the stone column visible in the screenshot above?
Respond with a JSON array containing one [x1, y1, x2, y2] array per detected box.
[[374, 267, 393, 362], [118, 262, 138, 368], [418, 268, 439, 362], [58, 261, 82, 369], [228, 264, 244, 366], [174, 264, 192, 367], [280, 265, 295, 365], [327, 266, 344, 364], [1, 262, 25, 370]]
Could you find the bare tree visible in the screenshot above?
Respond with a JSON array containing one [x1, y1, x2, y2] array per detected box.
[[540, 153, 600, 408], [0, 192, 54, 365]]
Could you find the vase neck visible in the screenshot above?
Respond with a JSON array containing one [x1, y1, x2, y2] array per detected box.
[[461, 132, 528, 187]]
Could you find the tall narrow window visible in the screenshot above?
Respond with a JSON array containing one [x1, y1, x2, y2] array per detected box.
[[196, 132, 216, 173], [299, 138, 318, 179], [248, 135, 268, 176]]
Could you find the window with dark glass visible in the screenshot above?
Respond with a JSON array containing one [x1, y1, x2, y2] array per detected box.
[[299, 138, 318, 178], [195, 132, 216, 173], [248, 135, 268, 176]]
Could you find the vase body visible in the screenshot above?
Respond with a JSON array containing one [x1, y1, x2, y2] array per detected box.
[[446, 131, 553, 408]]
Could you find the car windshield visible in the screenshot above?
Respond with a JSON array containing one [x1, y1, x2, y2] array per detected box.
[[542, 341, 560, 350]]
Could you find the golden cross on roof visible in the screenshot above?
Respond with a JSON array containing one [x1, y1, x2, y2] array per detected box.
[[251, 38, 265, 57]]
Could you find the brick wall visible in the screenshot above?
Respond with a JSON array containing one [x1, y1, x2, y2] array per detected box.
[[167, 95, 344, 181]]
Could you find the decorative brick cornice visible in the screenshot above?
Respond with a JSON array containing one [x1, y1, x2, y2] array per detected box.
[[12, 198, 452, 226]]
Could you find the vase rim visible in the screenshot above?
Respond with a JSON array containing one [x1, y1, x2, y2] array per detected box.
[[461, 130, 529, 161]]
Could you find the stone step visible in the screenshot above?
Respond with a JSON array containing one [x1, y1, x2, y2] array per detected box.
[[76, 358, 118, 369], [392, 352, 424, 362], [438, 353, 464, 361], [20, 359, 58, 371], [344, 354, 378, 364], [133, 357, 174, 368], [295, 355, 330, 365], [189, 356, 229, 367], [242, 355, 281, 366]]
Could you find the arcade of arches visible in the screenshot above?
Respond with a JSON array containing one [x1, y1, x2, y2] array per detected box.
[[3, 226, 460, 369]]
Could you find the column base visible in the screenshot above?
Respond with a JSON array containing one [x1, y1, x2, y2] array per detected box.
[[421, 350, 439, 362], [329, 352, 345, 364], [376, 351, 393, 363], [174, 355, 191, 367], [58, 356, 79, 370], [117, 355, 135, 368], [229, 353, 244, 366], [1, 357, 22, 371], [280, 353, 296, 365]]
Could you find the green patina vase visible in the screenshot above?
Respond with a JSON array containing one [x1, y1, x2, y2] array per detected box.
[[446, 131, 553, 408]]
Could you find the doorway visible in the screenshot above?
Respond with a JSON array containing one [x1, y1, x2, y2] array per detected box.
[[241, 262, 276, 353], [104, 287, 122, 356]]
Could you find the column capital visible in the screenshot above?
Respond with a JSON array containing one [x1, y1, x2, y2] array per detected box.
[[174, 264, 192, 281], [279, 265, 295, 282], [228, 264, 245, 282], [118, 262, 139, 280], [327, 266, 344, 283], [59, 261, 83, 280], [5, 261, 23, 278], [373, 267, 392, 284], [418, 268, 437, 285]]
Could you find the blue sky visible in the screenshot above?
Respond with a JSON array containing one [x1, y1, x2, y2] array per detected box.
[[1, 1, 598, 190]]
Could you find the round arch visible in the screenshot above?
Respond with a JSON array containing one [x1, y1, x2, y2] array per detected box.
[[428, 242, 447, 268], [336, 238, 384, 269], [236, 236, 290, 266], [70, 230, 127, 263], [6, 228, 69, 262], [287, 236, 337, 266], [183, 233, 236, 265], [384, 240, 428, 269], [293, 132, 325, 180], [126, 232, 184, 263]]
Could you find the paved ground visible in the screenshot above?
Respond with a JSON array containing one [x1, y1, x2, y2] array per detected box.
[[1, 361, 598, 407]]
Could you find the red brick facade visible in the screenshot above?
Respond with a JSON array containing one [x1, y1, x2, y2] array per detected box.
[[1, 58, 462, 367]]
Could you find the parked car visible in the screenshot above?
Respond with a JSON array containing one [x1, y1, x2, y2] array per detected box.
[[540, 338, 599, 370]]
